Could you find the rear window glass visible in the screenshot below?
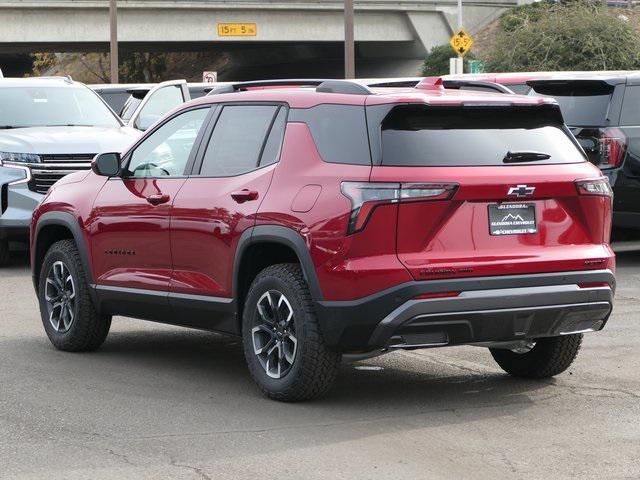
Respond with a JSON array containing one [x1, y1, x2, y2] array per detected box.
[[621, 86, 640, 126], [380, 105, 584, 167], [529, 81, 614, 127]]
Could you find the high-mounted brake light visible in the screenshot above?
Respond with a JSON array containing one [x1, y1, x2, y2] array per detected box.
[[341, 182, 458, 234], [598, 127, 627, 169], [575, 177, 613, 197]]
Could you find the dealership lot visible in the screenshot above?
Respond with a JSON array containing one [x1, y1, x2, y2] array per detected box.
[[1, 249, 638, 480]]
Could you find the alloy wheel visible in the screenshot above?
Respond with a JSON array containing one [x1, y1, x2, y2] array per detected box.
[[44, 261, 76, 333], [251, 290, 298, 379]]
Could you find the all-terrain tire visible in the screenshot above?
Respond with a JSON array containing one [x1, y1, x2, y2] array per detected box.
[[242, 263, 341, 401], [490, 334, 583, 378], [38, 239, 111, 351]]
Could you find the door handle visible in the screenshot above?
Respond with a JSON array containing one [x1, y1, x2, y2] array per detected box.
[[146, 193, 170, 206], [231, 189, 259, 203]]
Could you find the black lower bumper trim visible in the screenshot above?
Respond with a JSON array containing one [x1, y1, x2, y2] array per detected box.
[[0, 225, 29, 241], [315, 270, 615, 352]]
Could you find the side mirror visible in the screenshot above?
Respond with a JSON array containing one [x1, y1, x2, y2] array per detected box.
[[92, 152, 121, 177]]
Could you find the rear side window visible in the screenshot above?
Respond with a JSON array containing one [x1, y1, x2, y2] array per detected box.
[[199, 105, 279, 177], [291, 105, 371, 165], [379, 105, 584, 167], [529, 81, 614, 127], [505, 83, 530, 95], [621, 86, 640, 126]]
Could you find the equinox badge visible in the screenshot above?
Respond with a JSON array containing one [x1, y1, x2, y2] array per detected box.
[[507, 185, 535, 197]]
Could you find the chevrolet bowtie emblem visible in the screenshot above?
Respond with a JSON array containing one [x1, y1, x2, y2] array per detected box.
[[507, 185, 535, 197]]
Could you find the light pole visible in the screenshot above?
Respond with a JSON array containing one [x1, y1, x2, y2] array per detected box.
[[344, 0, 355, 79], [109, 0, 118, 83]]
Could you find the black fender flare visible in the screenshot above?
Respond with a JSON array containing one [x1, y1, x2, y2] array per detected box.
[[32, 211, 94, 290], [233, 225, 323, 302]]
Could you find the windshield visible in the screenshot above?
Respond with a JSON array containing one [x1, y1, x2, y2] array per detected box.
[[380, 105, 584, 167], [0, 86, 121, 128]]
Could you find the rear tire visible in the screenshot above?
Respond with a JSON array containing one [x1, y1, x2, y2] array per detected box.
[[242, 263, 341, 401], [0, 239, 9, 266], [490, 334, 583, 378], [38, 239, 111, 351]]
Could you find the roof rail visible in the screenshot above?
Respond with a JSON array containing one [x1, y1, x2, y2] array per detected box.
[[416, 77, 514, 94], [207, 79, 373, 96], [442, 79, 515, 94], [25, 75, 74, 84]]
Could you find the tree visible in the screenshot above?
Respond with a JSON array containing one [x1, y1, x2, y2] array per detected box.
[[482, 1, 640, 72], [421, 44, 476, 76]]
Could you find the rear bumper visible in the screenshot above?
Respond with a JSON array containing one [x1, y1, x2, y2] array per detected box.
[[315, 270, 615, 352]]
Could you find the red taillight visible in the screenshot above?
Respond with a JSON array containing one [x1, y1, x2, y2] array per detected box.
[[413, 291, 461, 300], [575, 177, 613, 197], [599, 127, 627, 168], [340, 182, 458, 234]]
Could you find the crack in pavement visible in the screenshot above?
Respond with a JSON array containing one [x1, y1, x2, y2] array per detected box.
[[106, 448, 136, 467], [169, 456, 213, 480]]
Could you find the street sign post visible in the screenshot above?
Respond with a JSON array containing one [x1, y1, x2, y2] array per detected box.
[[450, 28, 474, 57]]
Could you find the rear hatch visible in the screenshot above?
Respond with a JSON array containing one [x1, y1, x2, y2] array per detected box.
[[528, 79, 628, 170], [366, 102, 614, 281]]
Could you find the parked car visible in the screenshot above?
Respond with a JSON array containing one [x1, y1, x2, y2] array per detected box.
[[452, 71, 640, 229], [527, 72, 640, 230], [31, 78, 615, 401], [0, 76, 140, 264], [92, 80, 191, 131], [89, 83, 149, 115], [92, 81, 224, 130]]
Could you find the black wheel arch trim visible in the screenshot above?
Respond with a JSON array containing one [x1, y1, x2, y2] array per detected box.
[[32, 211, 94, 291], [233, 225, 324, 302]]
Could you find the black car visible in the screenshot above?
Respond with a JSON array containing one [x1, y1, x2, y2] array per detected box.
[[528, 72, 640, 229]]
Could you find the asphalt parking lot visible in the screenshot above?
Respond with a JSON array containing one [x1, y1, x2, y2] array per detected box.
[[1, 248, 639, 480]]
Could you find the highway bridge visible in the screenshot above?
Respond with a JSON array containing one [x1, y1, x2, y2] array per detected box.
[[0, 0, 523, 78]]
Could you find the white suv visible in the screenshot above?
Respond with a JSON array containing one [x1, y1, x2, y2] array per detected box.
[[0, 77, 140, 264]]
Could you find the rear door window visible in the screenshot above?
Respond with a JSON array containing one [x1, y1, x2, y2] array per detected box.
[[198, 105, 280, 177], [379, 105, 585, 167], [528, 81, 614, 127]]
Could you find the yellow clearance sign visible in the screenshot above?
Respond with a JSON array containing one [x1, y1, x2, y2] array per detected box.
[[217, 23, 257, 37], [450, 28, 474, 56]]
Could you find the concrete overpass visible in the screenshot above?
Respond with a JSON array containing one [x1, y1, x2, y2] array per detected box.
[[0, 0, 524, 77]]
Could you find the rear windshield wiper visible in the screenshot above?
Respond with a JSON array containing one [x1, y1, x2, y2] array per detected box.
[[503, 151, 551, 163]]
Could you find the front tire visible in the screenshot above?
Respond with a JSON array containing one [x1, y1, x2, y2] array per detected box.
[[38, 239, 111, 351], [242, 264, 341, 401], [490, 334, 583, 378]]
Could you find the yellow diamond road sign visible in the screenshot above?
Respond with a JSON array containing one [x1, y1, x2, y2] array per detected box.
[[450, 28, 474, 56]]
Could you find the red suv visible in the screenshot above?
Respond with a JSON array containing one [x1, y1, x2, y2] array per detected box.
[[31, 78, 615, 401]]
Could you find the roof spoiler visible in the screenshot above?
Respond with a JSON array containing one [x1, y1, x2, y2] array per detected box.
[[207, 79, 373, 96]]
